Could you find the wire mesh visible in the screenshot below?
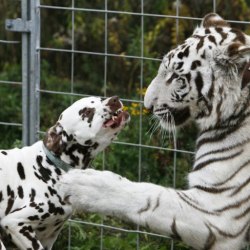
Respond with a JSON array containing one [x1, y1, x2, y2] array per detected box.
[[37, 1, 197, 249], [0, 10, 22, 148]]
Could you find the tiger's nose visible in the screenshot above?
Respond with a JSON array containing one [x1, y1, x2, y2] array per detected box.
[[106, 96, 122, 112]]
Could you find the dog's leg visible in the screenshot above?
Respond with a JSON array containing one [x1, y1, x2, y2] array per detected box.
[[1, 216, 44, 250]]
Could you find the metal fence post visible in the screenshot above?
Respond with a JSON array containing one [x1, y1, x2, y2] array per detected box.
[[5, 0, 40, 146]]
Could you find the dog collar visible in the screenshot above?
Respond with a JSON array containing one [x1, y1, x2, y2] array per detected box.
[[42, 143, 71, 172]]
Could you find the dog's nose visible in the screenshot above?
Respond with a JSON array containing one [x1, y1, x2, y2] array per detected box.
[[106, 96, 122, 111]]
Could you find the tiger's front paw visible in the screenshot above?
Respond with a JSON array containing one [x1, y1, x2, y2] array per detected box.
[[59, 169, 131, 213]]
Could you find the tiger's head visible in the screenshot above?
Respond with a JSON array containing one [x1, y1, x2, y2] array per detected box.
[[144, 13, 250, 131]]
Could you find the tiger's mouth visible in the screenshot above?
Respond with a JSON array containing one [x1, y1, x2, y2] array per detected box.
[[154, 106, 190, 126]]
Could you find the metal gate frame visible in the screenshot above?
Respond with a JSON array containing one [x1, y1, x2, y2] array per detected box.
[[5, 0, 40, 146]]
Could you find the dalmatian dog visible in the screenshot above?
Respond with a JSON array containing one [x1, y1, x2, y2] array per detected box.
[[0, 96, 129, 250]]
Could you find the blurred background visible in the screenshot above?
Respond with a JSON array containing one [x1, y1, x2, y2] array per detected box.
[[0, 0, 250, 249]]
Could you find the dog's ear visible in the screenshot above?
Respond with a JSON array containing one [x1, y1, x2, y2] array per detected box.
[[43, 123, 65, 155]]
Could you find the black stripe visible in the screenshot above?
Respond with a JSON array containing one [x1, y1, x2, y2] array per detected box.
[[215, 27, 228, 45], [203, 224, 216, 250], [210, 221, 249, 238], [176, 62, 184, 70], [196, 36, 205, 52], [193, 149, 243, 172], [197, 109, 250, 145], [208, 35, 217, 45], [181, 191, 199, 205], [231, 175, 250, 196], [245, 225, 250, 242], [152, 193, 162, 212], [231, 28, 246, 44], [194, 185, 233, 194], [177, 192, 218, 215], [167, 73, 179, 84], [215, 193, 250, 213], [234, 205, 250, 220], [205, 28, 211, 34], [195, 72, 204, 100], [215, 89, 223, 124], [196, 123, 244, 151], [207, 75, 214, 100], [138, 198, 151, 214], [191, 60, 201, 70], [196, 138, 250, 161], [171, 218, 182, 241], [214, 158, 250, 187]]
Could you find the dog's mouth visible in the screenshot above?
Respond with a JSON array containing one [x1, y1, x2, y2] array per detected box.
[[103, 109, 130, 129]]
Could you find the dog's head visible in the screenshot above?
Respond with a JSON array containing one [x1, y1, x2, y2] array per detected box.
[[44, 96, 130, 166]]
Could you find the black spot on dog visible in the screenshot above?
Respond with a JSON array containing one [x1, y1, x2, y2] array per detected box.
[[30, 189, 36, 202], [6, 185, 14, 198], [48, 186, 57, 196], [30, 202, 37, 207], [0, 191, 3, 202], [85, 139, 93, 145], [19, 225, 40, 250], [48, 201, 64, 215], [38, 208, 44, 213], [41, 212, 50, 220], [28, 215, 39, 221], [62, 131, 73, 142], [17, 162, 25, 180], [36, 156, 52, 182], [18, 186, 24, 199], [1, 151, 7, 155], [92, 142, 99, 149], [5, 196, 14, 215], [79, 107, 95, 123], [54, 167, 62, 176]]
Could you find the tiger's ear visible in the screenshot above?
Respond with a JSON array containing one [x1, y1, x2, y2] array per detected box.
[[214, 42, 250, 66], [201, 13, 230, 28], [227, 42, 250, 64], [43, 123, 65, 155], [214, 42, 250, 88], [229, 44, 250, 88]]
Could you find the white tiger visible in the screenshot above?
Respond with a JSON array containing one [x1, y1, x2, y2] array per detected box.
[[59, 14, 250, 250]]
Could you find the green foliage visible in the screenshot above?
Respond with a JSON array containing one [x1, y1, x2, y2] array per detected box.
[[1, 0, 250, 249]]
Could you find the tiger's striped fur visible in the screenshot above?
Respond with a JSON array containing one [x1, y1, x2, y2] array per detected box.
[[60, 14, 250, 250]]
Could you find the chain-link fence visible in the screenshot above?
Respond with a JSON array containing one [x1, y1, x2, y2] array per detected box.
[[1, 0, 250, 249]]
